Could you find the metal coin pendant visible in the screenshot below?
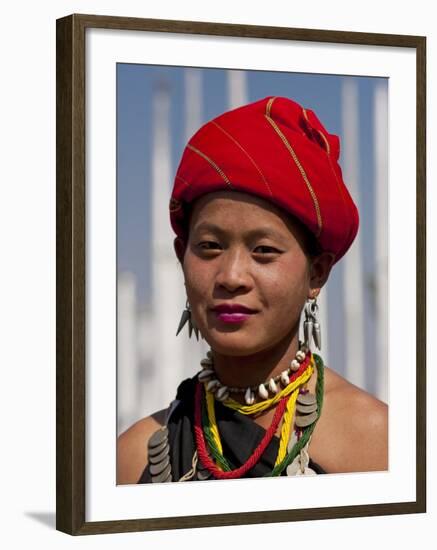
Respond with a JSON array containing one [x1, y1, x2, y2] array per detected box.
[[148, 427, 169, 448], [148, 444, 169, 464], [148, 438, 168, 457], [295, 410, 318, 428], [151, 463, 172, 483], [296, 401, 318, 414], [149, 455, 170, 476], [297, 392, 317, 406]]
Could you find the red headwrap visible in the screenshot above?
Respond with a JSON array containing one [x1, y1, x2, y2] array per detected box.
[[169, 96, 359, 263]]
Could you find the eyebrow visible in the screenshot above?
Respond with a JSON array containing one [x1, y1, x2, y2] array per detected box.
[[192, 222, 286, 242]]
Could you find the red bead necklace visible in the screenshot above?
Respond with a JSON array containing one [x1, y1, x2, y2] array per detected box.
[[193, 380, 290, 479]]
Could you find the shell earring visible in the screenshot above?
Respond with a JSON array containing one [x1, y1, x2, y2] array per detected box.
[[176, 299, 200, 340], [303, 297, 321, 351]]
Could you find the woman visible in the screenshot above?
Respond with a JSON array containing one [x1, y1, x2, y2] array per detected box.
[[117, 96, 388, 484]]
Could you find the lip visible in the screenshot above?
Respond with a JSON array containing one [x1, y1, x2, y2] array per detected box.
[[212, 303, 257, 314], [211, 303, 258, 324]]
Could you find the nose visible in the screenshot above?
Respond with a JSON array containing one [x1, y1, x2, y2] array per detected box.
[[214, 247, 252, 293]]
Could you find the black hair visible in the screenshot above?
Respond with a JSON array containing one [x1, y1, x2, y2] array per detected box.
[[289, 215, 323, 259]]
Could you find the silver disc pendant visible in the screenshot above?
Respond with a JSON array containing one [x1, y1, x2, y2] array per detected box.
[[297, 392, 317, 406], [149, 455, 170, 476], [151, 463, 172, 483], [148, 427, 169, 448], [148, 444, 170, 464], [295, 410, 318, 428], [148, 438, 168, 457], [296, 401, 318, 414]]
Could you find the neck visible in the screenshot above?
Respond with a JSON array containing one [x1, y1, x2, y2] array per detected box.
[[210, 330, 301, 389]]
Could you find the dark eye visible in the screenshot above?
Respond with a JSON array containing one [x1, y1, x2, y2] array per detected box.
[[253, 245, 280, 254], [197, 241, 221, 250]]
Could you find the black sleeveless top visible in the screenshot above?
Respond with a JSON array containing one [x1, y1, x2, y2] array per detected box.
[[138, 375, 326, 483]]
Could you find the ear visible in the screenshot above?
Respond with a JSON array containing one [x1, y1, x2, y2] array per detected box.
[[173, 237, 187, 264], [308, 252, 335, 298]]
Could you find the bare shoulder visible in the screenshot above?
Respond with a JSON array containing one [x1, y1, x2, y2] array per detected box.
[[310, 367, 388, 474], [117, 408, 167, 485]]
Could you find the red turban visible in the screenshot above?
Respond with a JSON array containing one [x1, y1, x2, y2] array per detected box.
[[169, 96, 359, 264]]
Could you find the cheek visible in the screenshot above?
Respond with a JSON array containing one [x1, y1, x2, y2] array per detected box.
[[263, 259, 309, 311], [182, 254, 211, 300]]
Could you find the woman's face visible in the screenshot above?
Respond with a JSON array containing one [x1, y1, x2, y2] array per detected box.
[[176, 191, 322, 357]]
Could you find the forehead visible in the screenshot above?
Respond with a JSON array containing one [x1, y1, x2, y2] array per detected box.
[[187, 191, 310, 249], [190, 191, 291, 229]]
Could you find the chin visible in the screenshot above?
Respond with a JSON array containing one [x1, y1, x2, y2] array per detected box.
[[203, 330, 267, 357]]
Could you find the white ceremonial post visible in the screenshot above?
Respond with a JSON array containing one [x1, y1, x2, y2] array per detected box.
[[341, 78, 366, 390], [227, 69, 249, 109], [181, 68, 210, 376], [184, 68, 203, 139], [151, 78, 187, 413]]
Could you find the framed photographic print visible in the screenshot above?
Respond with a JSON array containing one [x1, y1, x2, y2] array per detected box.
[[56, 13, 426, 535]]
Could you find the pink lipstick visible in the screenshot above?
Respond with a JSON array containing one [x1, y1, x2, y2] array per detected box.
[[212, 303, 257, 324], [216, 312, 252, 323]]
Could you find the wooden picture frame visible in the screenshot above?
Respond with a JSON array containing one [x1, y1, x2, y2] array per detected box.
[[56, 13, 426, 535]]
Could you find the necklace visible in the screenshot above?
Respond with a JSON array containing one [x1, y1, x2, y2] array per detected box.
[[194, 353, 325, 479], [194, 380, 290, 479], [224, 354, 313, 415], [268, 354, 324, 476], [204, 363, 311, 468], [198, 342, 310, 405]]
